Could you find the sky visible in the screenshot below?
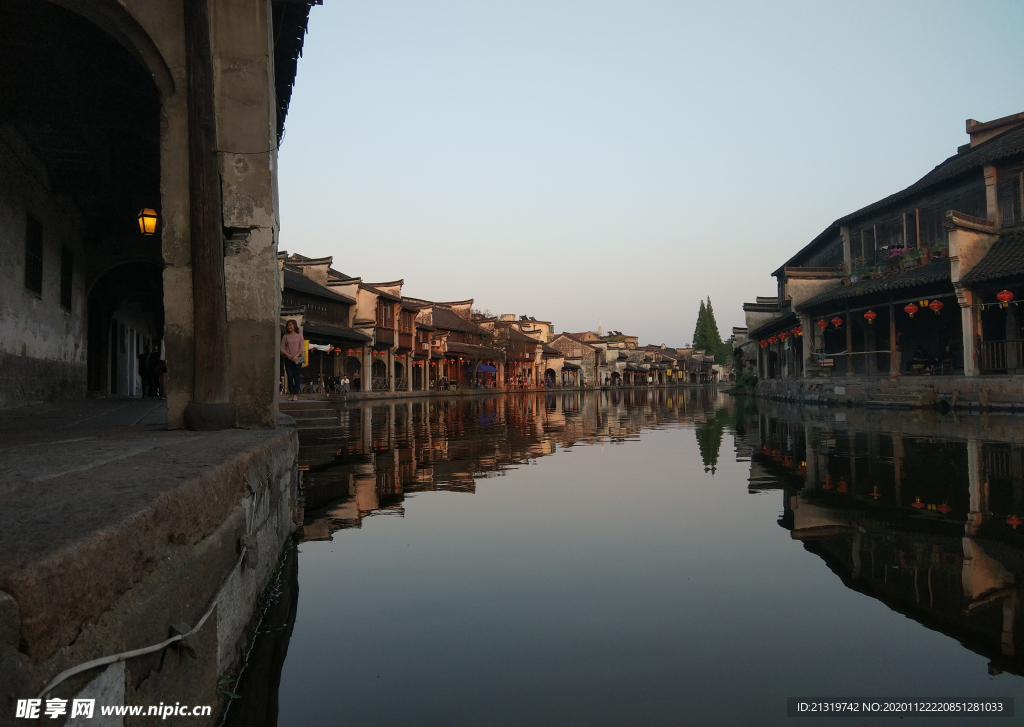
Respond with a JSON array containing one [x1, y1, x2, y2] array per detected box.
[[278, 0, 1024, 347]]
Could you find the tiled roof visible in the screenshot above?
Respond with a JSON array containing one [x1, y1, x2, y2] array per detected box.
[[541, 344, 562, 356], [283, 269, 356, 304], [431, 306, 489, 335], [360, 284, 403, 302], [960, 229, 1024, 285], [774, 125, 1024, 275], [796, 257, 952, 310], [838, 125, 1024, 226], [302, 322, 372, 343]]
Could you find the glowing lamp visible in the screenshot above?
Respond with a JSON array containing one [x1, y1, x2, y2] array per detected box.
[[837, 480, 848, 493], [904, 303, 919, 318], [816, 319, 828, 331], [911, 497, 925, 509], [1008, 514, 1022, 529], [998, 290, 1014, 307], [792, 326, 803, 337], [137, 208, 158, 235], [863, 310, 877, 324], [870, 486, 881, 499], [779, 331, 789, 341], [928, 300, 944, 315], [937, 502, 952, 514], [831, 316, 843, 328]]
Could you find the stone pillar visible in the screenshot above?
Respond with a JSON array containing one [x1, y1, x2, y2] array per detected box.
[[845, 309, 854, 378], [865, 316, 877, 375], [498, 360, 505, 389], [387, 349, 395, 392], [407, 359, 413, 392], [363, 346, 374, 391], [959, 288, 978, 377], [889, 302, 900, 377], [800, 314, 812, 379]]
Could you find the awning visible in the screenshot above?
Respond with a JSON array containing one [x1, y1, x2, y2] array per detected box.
[[561, 362, 581, 371], [474, 364, 498, 373]]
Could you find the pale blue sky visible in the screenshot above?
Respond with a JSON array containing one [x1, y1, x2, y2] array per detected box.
[[278, 0, 1024, 346]]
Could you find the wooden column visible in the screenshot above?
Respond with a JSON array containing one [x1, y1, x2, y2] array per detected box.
[[183, 0, 233, 429]]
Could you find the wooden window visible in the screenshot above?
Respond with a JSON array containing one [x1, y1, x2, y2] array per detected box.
[[1000, 175, 1020, 226], [60, 246, 73, 310], [24, 215, 42, 296]]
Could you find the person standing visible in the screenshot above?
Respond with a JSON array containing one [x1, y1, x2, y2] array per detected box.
[[280, 319, 304, 401]]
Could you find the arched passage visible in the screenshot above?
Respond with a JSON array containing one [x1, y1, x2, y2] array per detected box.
[[87, 262, 164, 396], [1, 0, 162, 407]]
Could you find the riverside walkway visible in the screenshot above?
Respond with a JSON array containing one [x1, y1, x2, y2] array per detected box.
[[0, 399, 298, 725]]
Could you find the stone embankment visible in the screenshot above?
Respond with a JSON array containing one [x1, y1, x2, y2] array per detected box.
[[757, 375, 1024, 411], [0, 400, 298, 727]]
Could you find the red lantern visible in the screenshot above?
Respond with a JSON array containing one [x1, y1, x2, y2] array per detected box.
[[863, 310, 877, 324], [1008, 514, 1022, 529], [937, 502, 952, 514], [911, 497, 925, 509], [904, 303, 919, 318], [928, 300, 944, 315], [831, 316, 843, 328], [837, 480, 848, 493], [816, 319, 828, 331], [768, 335, 779, 345], [792, 326, 803, 337], [779, 331, 789, 341], [998, 290, 1014, 307], [759, 340, 768, 348]]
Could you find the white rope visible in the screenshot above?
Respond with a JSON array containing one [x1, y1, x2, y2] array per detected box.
[[38, 548, 248, 698]]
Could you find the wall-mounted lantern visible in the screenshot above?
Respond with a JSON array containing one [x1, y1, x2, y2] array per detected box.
[[138, 208, 158, 235]]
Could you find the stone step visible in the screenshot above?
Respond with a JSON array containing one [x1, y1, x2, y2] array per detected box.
[[288, 409, 337, 419], [292, 416, 340, 427]]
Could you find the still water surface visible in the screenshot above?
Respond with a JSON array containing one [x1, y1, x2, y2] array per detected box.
[[227, 390, 1024, 726]]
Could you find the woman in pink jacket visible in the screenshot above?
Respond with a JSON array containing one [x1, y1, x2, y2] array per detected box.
[[280, 320, 303, 401]]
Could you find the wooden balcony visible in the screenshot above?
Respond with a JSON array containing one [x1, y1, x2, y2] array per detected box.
[[374, 326, 395, 347], [398, 332, 413, 350]]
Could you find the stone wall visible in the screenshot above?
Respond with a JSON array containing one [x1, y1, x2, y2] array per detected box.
[[757, 374, 1024, 411]]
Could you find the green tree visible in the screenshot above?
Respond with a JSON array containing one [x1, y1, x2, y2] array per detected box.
[[693, 297, 729, 364], [695, 408, 726, 474]]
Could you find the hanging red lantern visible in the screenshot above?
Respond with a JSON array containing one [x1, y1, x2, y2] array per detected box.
[[792, 326, 803, 337], [863, 310, 877, 324], [904, 303, 919, 318], [816, 319, 828, 331], [831, 316, 843, 327], [928, 300, 944, 315], [837, 479, 848, 493], [937, 502, 952, 514], [911, 496, 925, 509], [779, 331, 789, 341], [759, 340, 768, 348], [1008, 514, 1022, 529], [998, 290, 1014, 307], [768, 335, 779, 344]]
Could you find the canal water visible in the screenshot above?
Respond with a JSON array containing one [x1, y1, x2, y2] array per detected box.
[[225, 390, 1024, 726]]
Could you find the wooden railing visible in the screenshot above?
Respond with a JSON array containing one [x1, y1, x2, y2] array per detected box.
[[980, 340, 1024, 373], [371, 376, 390, 391], [394, 377, 408, 390]]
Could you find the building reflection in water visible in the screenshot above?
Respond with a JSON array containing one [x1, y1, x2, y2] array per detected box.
[[298, 389, 730, 539], [225, 388, 729, 726], [745, 402, 1024, 677]]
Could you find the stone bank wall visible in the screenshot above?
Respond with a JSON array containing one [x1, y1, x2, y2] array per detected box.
[[0, 428, 299, 727], [758, 375, 1024, 411]]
